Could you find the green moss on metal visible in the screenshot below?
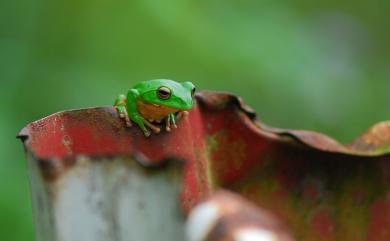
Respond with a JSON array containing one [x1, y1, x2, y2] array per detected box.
[[205, 133, 220, 190], [371, 145, 390, 155], [205, 130, 248, 189], [220, 148, 390, 241]]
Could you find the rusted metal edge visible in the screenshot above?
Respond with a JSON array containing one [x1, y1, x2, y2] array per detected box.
[[257, 120, 390, 157], [19, 138, 186, 184], [197, 91, 390, 156], [18, 91, 390, 161], [20, 147, 186, 182]]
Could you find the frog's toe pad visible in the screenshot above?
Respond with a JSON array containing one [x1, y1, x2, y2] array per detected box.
[[144, 130, 151, 137], [153, 128, 161, 134]]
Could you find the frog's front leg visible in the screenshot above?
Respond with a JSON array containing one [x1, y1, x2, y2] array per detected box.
[[125, 89, 150, 136], [114, 94, 132, 127], [126, 89, 162, 137], [165, 115, 171, 132], [165, 113, 177, 132], [176, 110, 189, 121], [170, 113, 178, 129], [129, 114, 153, 137], [142, 118, 161, 134]]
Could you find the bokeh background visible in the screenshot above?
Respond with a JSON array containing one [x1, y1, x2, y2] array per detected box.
[[1, 0, 389, 240]]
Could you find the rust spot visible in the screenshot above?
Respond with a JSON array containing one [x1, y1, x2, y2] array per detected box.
[[308, 207, 335, 240], [366, 198, 390, 241], [349, 121, 390, 154]]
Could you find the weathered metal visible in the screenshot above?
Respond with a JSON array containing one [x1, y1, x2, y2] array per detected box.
[[24, 153, 184, 241], [186, 190, 295, 241], [19, 91, 390, 241]]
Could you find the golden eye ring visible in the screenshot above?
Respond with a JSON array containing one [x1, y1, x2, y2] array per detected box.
[[157, 86, 171, 100]]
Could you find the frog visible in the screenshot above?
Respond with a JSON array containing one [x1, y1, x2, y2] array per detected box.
[[114, 79, 196, 137]]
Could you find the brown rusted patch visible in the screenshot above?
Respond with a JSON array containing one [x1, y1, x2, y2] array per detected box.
[[196, 91, 257, 120], [348, 121, 390, 154], [35, 156, 76, 182]]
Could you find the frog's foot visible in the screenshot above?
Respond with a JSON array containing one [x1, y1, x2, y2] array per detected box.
[[122, 114, 132, 127], [176, 110, 189, 121], [171, 113, 177, 129], [115, 106, 132, 127], [165, 116, 172, 132], [143, 130, 151, 137], [143, 119, 161, 134]]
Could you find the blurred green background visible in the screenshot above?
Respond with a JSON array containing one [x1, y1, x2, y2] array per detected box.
[[1, 0, 389, 240]]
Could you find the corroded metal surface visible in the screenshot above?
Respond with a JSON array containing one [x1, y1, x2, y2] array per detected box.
[[25, 153, 184, 241], [19, 91, 390, 241]]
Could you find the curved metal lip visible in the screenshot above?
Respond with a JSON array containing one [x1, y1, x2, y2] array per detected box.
[[17, 91, 390, 160]]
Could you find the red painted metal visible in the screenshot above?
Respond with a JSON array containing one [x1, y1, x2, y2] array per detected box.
[[19, 91, 390, 241]]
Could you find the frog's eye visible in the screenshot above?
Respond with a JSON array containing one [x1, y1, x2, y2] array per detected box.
[[191, 87, 196, 97], [157, 86, 171, 100]]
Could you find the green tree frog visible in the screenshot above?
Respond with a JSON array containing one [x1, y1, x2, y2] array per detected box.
[[114, 79, 196, 137]]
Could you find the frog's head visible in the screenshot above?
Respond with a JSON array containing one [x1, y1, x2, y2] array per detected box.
[[140, 79, 196, 110]]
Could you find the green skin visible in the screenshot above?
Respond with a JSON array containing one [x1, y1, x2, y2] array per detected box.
[[114, 79, 195, 137]]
